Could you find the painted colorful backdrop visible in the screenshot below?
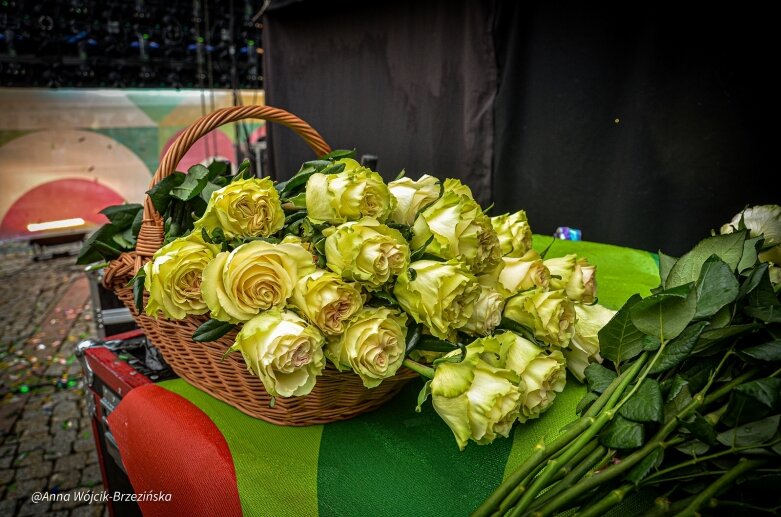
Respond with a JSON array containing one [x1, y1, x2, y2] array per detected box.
[[0, 88, 265, 240]]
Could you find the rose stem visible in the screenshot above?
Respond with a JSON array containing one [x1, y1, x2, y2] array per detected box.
[[673, 458, 768, 517], [531, 368, 760, 517], [472, 360, 642, 517], [527, 443, 607, 513], [401, 358, 435, 379], [573, 482, 633, 517], [505, 353, 650, 517]]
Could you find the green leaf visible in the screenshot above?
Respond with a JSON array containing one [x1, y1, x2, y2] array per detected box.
[[416, 336, 461, 354], [694, 323, 759, 353], [171, 164, 211, 201], [738, 263, 770, 300], [99, 203, 143, 229], [738, 236, 763, 273], [675, 440, 711, 456], [630, 283, 697, 341], [598, 294, 646, 366], [626, 448, 662, 485], [576, 392, 599, 415], [681, 411, 717, 445], [199, 181, 223, 204], [648, 321, 708, 374], [131, 208, 143, 238], [192, 319, 236, 342], [741, 340, 781, 362], [206, 159, 229, 179], [666, 230, 747, 289], [723, 378, 781, 426], [658, 251, 678, 286], [76, 225, 121, 265], [405, 324, 423, 354], [147, 172, 186, 214], [369, 290, 399, 307], [716, 415, 780, 447], [394, 169, 406, 180], [663, 375, 692, 423], [287, 192, 307, 209], [416, 380, 432, 412], [744, 305, 781, 323], [619, 379, 663, 423], [694, 255, 740, 319], [600, 414, 645, 449], [411, 235, 435, 261], [236, 158, 251, 177], [679, 356, 720, 393], [321, 149, 356, 161], [584, 363, 617, 394], [131, 268, 146, 313]]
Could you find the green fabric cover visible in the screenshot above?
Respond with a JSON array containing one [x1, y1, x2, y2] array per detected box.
[[160, 237, 660, 516]]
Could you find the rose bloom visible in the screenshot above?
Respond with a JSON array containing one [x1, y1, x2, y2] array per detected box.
[[324, 218, 410, 290], [491, 211, 533, 258], [231, 309, 325, 397], [306, 158, 395, 223], [388, 174, 441, 225], [482, 332, 567, 422], [326, 307, 408, 388], [430, 338, 522, 450], [503, 288, 576, 347], [544, 254, 597, 304], [721, 204, 781, 265], [564, 303, 614, 382], [201, 240, 316, 323], [194, 177, 285, 239], [394, 259, 480, 340], [480, 250, 550, 297], [291, 269, 363, 335], [411, 178, 501, 274], [460, 286, 505, 336], [143, 232, 220, 320]]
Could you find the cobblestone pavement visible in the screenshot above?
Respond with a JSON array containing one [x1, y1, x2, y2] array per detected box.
[[1, 242, 106, 517]]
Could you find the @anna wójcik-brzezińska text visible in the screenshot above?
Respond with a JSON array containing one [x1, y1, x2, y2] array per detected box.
[[31, 489, 173, 504]]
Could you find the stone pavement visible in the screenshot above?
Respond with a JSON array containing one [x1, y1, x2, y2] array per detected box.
[[0, 241, 106, 517]]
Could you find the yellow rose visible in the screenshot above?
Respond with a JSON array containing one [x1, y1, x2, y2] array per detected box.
[[503, 289, 576, 347], [324, 218, 409, 290], [143, 232, 220, 320], [411, 178, 501, 274], [291, 269, 364, 335], [491, 211, 533, 257], [393, 259, 480, 339], [201, 240, 316, 323], [388, 174, 441, 225], [194, 177, 284, 239], [461, 287, 505, 336], [305, 158, 395, 223], [231, 309, 325, 397], [326, 307, 408, 388], [564, 303, 613, 382], [480, 250, 550, 296]]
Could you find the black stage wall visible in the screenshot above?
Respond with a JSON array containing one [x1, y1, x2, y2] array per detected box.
[[264, 1, 778, 255]]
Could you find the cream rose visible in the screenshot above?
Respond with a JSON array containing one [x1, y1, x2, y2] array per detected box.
[[480, 250, 550, 296], [143, 232, 220, 320], [545, 254, 597, 303], [194, 177, 285, 239], [326, 307, 408, 388], [201, 240, 316, 323], [461, 287, 505, 336], [503, 289, 576, 347], [491, 211, 533, 257], [231, 309, 325, 397], [564, 303, 614, 382], [291, 269, 363, 335], [388, 174, 441, 225]]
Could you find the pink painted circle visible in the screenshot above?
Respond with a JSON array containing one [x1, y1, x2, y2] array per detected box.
[[0, 178, 125, 238]]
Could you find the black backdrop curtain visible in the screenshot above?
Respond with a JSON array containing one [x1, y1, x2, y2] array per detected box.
[[264, 1, 778, 255]]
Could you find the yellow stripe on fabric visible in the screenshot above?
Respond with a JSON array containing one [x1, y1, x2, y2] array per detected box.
[[160, 379, 323, 517]]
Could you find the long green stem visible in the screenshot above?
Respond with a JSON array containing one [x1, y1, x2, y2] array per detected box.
[[529, 444, 607, 513], [575, 483, 633, 517], [703, 368, 759, 406], [506, 354, 649, 517], [673, 458, 768, 517], [402, 358, 434, 379]]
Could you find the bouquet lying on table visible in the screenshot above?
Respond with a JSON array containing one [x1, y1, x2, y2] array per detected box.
[[80, 151, 614, 449]]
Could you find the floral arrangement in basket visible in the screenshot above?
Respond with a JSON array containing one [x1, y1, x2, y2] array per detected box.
[[82, 147, 613, 448]]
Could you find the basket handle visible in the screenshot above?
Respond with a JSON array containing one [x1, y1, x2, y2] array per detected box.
[[136, 105, 331, 257]]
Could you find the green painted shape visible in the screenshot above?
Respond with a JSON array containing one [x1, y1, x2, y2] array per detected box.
[[126, 93, 180, 124], [160, 379, 324, 517], [0, 130, 35, 148], [317, 380, 514, 517], [91, 128, 158, 175]]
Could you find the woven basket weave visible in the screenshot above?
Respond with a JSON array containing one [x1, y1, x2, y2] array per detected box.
[[103, 105, 417, 426]]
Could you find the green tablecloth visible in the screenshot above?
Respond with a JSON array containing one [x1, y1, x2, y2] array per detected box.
[[158, 237, 660, 516]]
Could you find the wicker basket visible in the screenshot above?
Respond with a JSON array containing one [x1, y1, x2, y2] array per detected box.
[[102, 105, 417, 426]]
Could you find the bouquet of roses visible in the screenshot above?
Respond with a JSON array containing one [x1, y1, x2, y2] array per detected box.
[[82, 151, 614, 450]]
